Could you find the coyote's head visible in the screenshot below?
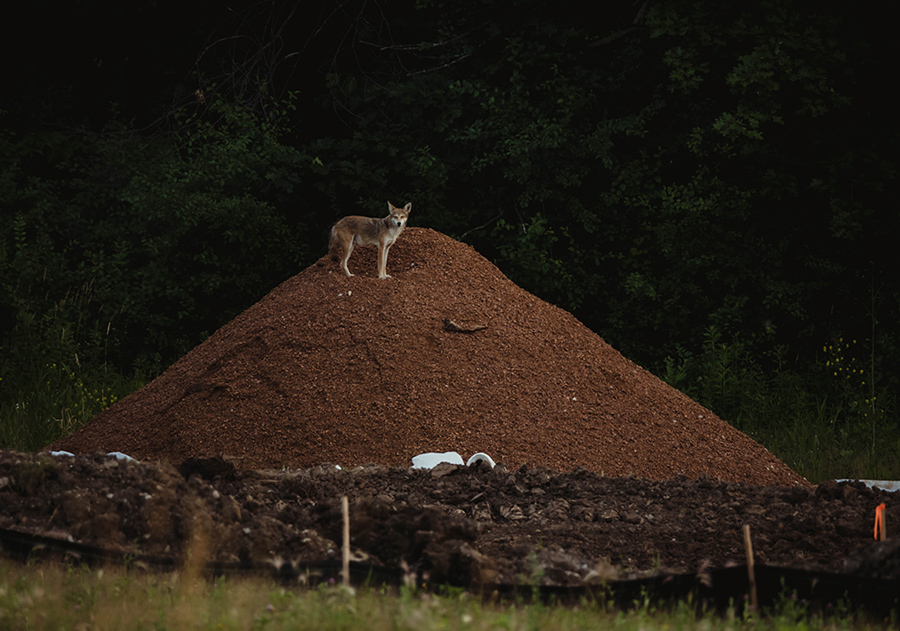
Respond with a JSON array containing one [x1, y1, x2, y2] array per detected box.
[[387, 202, 412, 228]]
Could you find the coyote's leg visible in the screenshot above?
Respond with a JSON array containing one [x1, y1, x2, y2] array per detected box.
[[377, 242, 392, 279], [340, 240, 355, 277]]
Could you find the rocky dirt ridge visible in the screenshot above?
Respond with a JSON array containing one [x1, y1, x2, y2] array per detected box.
[[1, 451, 898, 587]]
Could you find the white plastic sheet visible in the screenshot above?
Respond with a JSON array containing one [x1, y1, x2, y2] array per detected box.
[[48, 450, 137, 462], [835, 479, 900, 492], [412, 451, 495, 470]]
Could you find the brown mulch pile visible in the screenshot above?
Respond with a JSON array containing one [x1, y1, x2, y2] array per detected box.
[[50, 228, 806, 487]]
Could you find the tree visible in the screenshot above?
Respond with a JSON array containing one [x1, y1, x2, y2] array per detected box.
[[308, 0, 898, 379]]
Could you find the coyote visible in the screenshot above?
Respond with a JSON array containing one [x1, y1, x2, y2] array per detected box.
[[329, 202, 412, 279]]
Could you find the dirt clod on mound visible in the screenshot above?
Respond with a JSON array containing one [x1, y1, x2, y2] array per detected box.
[[50, 228, 806, 486]]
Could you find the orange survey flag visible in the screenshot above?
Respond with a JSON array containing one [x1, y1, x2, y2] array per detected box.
[[874, 503, 885, 541]]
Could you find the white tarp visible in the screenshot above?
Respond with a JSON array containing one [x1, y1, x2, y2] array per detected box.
[[411, 451, 495, 469], [48, 450, 137, 462], [835, 479, 900, 492]]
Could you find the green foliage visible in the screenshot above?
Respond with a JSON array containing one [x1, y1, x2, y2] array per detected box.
[[0, 267, 143, 449], [96, 99, 312, 367], [491, 215, 582, 312], [310, 0, 898, 389], [1, 98, 318, 447], [1, 98, 310, 374], [0, 355, 141, 451], [662, 327, 898, 482]]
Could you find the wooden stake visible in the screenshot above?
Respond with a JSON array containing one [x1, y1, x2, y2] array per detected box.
[[743, 524, 758, 611], [342, 495, 350, 587]]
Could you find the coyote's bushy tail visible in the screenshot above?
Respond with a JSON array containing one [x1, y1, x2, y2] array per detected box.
[[327, 227, 341, 260]]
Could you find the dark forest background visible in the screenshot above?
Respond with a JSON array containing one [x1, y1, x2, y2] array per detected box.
[[2, 0, 897, 481]]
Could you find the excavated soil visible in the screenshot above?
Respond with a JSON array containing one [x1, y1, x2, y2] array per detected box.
[[3, 228, 899, 587], [1, 450, 898, 587]]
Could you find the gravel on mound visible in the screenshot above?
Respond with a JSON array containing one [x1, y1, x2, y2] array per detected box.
[[50, 228, 806, 486]]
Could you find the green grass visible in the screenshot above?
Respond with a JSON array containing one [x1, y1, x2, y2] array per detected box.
[[1, 558, 894, 631], [0, 360, 144, 452]]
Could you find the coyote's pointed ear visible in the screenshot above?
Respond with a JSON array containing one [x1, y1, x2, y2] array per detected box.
[[387, 201, 394, 212], [403, 202, 412, 212]]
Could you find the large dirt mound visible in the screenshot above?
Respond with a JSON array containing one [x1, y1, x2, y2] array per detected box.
[[50, 228, 805, 486]]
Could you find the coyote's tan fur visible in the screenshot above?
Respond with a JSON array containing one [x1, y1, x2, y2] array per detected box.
[[329, 202, 411, 279]]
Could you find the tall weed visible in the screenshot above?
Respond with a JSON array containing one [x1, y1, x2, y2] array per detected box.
[[662, 326, 898, 483], [0, 277, 143, 450]]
